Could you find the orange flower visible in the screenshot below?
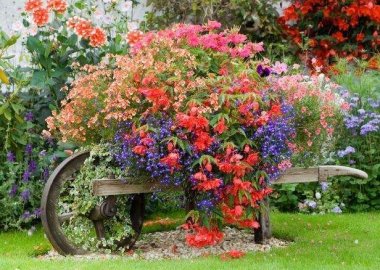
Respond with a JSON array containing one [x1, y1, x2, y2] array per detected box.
[[89, 27, 107, 47], [33, 8, 49, 27], [47, 0, 67, 14], [332, 31, 347, 43], [25, 0, 43, 12]]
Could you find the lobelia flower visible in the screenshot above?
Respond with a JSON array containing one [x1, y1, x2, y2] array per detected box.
[[9, 184, 18, 197], [25, 144, 33, 155], [21, 189, 31, 202], [24, 111, 34, 122], [6, 151, 16, 162]]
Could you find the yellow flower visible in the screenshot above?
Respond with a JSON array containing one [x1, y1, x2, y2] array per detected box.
[[0, 69, 9, 85]]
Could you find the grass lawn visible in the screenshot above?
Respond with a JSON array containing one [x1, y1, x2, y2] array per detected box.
[[0, 212, 379, 270]]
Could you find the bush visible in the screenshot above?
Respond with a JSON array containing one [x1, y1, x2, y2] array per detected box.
[[279, 0, 380, 69], [272, 59, 380, 213]]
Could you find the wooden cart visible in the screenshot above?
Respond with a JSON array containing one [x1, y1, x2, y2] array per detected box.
[[41, 150, 368, 255]]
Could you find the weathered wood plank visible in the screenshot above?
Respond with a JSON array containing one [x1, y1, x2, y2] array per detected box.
[[93, 179, 181, 196], [275, 167, 319, 184], [92, 166, 368, 196]]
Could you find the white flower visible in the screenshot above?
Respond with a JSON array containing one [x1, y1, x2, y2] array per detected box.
[[12, 21, 24, 32], [120, 1, 133, 12], [315, 192, 321, 200], [127, 21, 139, 31]]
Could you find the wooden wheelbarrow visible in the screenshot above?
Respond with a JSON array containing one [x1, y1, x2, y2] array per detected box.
[[41, 151, 368, 255]]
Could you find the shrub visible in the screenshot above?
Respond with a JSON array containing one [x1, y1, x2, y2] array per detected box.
[[279, 0, 380, 69]]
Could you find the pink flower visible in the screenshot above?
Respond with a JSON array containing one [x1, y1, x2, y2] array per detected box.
[[272, 61, 288, 74], [205, 20, 222, 30]]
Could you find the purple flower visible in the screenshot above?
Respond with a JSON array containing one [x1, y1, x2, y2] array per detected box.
[[24, 111, 33, 122], [337, 146, 355, 158], [331, 206, 342, 214], [34, 208, 42, 218], [9, 184, 18, 197], [23, 170, 31, 182], [39, 150, 47, 157], [43, 168, 50, 182], [28, 160, 37, 172], [6, 151, 16, 162], [320, 182, 330, 192], [257, 64, 271, 77], [21, 189, 31, 202], [22, 211, 32, 219], [306, 200, 317, 209], [360, 122, 379, 135], [25, 144, 33, 155]]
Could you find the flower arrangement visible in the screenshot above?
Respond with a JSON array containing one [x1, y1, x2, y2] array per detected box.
[[279, 0, 380, 69], [47, 22, 344, 248]]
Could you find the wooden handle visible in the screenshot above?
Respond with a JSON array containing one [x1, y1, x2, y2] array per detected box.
[[318, 165, 368, 181]]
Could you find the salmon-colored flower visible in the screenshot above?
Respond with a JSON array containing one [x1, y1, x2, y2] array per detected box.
[[47, 0, 67, 14], [25, 0, 43, 12], [33, 8, 49, 26], [89, 27, 107, 47]]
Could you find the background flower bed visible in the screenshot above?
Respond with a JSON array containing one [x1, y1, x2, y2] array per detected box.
[[0, 0, 379, 233]]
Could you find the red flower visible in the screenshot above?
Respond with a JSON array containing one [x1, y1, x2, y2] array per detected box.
[[246, 152, 260, 166], [139, 88, 170, 111], [25, 0, 43, 13], [238, 219, 260, 228], [214, 118, 227, 134], [47, 0, 67, 14], [186, 226, 224, 248], [196, 178, 222, 191], [194, 132, 213, 151], [269, 103, 282, 117], [132, 145, 147, 155], [220, 250, 246, 260], [356, 32, 365, 42], [89, 27, 107, 47], [160, 153, 181, 172], [332, 32, 347, 43], [33, 8, 49, 27]]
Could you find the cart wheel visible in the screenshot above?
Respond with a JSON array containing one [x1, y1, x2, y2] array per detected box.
[[41, 151, 145, 255]]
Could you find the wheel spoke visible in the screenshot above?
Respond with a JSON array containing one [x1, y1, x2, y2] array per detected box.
[[58, 212, 75, 223], [93, 220, 106, 240]]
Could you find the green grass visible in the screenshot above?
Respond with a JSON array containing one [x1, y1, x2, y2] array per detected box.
[[1, 212, 380, 270]]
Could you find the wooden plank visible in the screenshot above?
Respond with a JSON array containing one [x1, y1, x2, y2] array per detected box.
[[93, 166, 368, 195], [254, 198, 271, 244], [92, 179, 181, 196], [275, 167, 319, 184]]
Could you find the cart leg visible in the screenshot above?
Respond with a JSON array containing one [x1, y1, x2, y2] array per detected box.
[[254, 198, 271, 244]]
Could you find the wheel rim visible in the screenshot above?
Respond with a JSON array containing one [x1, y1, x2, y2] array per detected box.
[[41, 151, 145, 255]]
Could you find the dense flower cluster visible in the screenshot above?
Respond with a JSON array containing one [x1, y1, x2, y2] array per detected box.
[[279, 0, 380, 69], [48, 23, 343, 247], [67, 17, 107, 47], [24, 0, 67, 26]]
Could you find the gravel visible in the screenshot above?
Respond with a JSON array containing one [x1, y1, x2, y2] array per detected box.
[[40, 227, 289, 261]]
